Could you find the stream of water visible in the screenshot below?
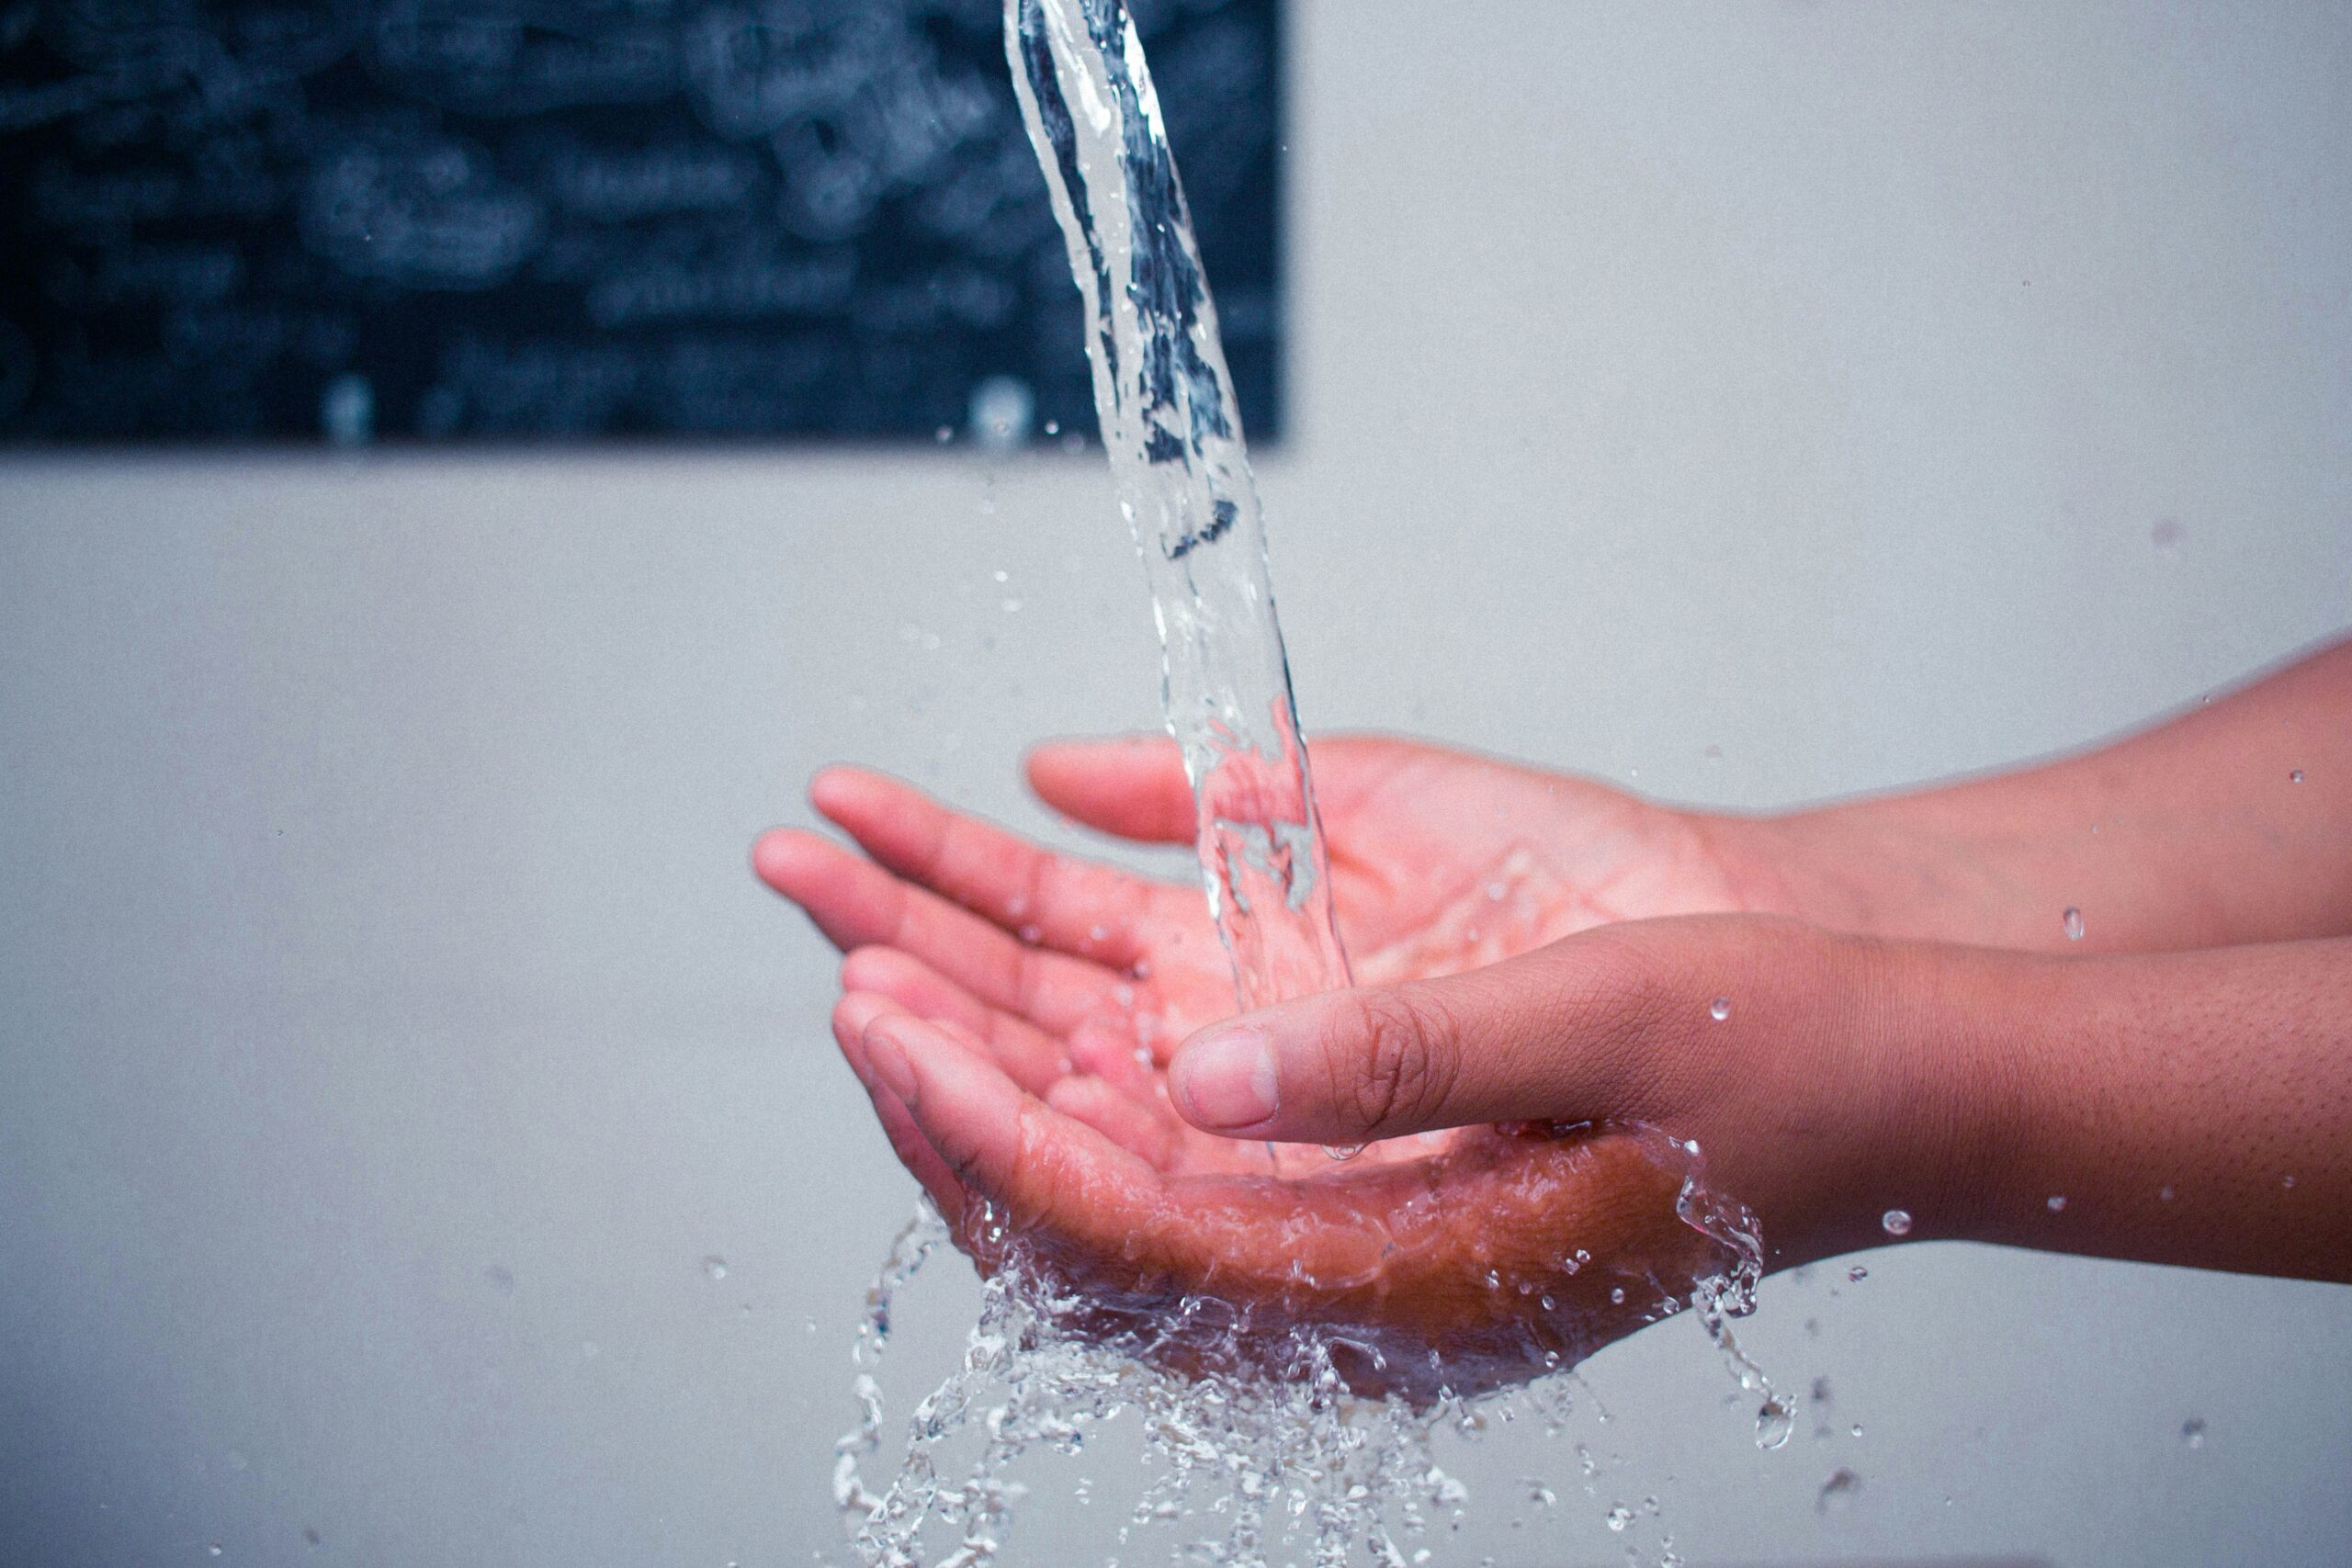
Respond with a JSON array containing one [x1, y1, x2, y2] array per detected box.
[[1007, 0, 1351, 1019]]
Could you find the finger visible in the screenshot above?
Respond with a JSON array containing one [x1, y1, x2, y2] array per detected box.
[[840, 946, 1071, 1097], [755, 828, 1129, 1032], [1164, 916, 1829, 1143], [832, 993, 968, 1216], [1046, 1075, 1180, 1168], [1027, 732, 1419, 848], [810, 766, 1156, 964], [862, 1010, 1166, 1245], [1025, 734, 1196, 843]]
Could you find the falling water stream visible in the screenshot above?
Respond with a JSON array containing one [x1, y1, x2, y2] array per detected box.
[[1009, 0, 1351, 1021], [820, 4, 1775, 1562]]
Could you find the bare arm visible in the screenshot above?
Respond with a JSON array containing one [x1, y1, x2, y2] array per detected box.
[[1166, 920, 2352, 1284], [1726, 634, 2352, 953]]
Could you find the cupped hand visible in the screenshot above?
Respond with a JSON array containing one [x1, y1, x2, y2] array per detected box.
[[752, 735, 1826, 1395]]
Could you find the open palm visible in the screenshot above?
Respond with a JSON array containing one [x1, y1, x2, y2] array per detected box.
[[756, 735, 1765, 1396]]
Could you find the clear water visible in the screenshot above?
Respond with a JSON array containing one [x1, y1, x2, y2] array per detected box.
[[827, 1125, 1770, 1566], [1006, 0, 1350, 1016], [820, 4, 1776, 1561]]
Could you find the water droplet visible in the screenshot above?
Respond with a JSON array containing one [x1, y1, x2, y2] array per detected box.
[[934, 424, 954, 444], [968, 375, 1035, 451], [2063, 907, 2085, 941], [207, 1548, 223, 1559], [1708, 997, 1731, 1022], [1881, 1209, 1912, 1236], [2181, 1416, 2206, 1449], [2159, 1184, 2176, 1201], [1001, 597, 1023, 613], [1849, 1423, 1864, 1438], [1018, 923, 1043, 944], [1484, 880, 1508, 902], [1605, 1504, 1633, 1531], [1044, 419, 1061, 435], [1847, 1266, 1868, 1282], [2047, 1194, 2067, 1213], [1756, 1397, 1794, 1450], [2290, 769, 2304, 784], [1609, 1286, 1626, 1304], [1323, 1144, 1363, 1161], [1816, 1467, 1861, 1512], [1087, 923, 1108, 943], [2282, 1174, 2296, 1189]]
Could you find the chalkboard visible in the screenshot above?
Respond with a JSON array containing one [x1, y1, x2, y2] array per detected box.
[[0, 0, 1282, 446]]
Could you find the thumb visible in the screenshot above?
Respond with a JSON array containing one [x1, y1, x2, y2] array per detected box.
[[1167, 942, 1655, 1144], [1166, 919, 1802, 1144]]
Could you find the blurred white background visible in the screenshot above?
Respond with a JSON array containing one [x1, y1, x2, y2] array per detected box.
[[4, 3, 2349, 1564]]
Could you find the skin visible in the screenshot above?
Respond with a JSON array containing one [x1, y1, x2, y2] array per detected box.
[[754, 635, 2352, 1396]]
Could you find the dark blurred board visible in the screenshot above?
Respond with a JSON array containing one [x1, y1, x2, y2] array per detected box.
[[0, 0, 1281, 445]]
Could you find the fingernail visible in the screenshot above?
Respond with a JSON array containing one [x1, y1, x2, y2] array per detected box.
[[1173, 1028, 1278, 1131], [864, 1020, 920, 1103]]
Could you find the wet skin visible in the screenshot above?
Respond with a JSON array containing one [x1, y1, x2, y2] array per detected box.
[[762, 641, 2352, 1371], [755, 736, 1770, 1399]]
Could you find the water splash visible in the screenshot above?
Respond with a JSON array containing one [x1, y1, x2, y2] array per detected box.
[[831, 1200, 1480, 1567], [829, 1188, 1752, 1568]]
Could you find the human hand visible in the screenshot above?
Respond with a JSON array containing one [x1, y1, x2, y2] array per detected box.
[[752, 735, 1789, 1394]]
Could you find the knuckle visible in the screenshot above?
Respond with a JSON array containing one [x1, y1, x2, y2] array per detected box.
[[1332, 988, 1458, 1134]]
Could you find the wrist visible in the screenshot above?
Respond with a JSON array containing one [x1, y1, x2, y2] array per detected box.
[[1747, 933, 2031, 1266], [1688, 805, 1896, 931]]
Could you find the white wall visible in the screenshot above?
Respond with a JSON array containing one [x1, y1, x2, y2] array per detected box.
[[3, 3, 2348, 1564]]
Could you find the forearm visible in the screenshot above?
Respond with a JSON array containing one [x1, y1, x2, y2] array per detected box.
[[1889, 935, 2352, 1283], [1732, 634, 2352, 953]]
